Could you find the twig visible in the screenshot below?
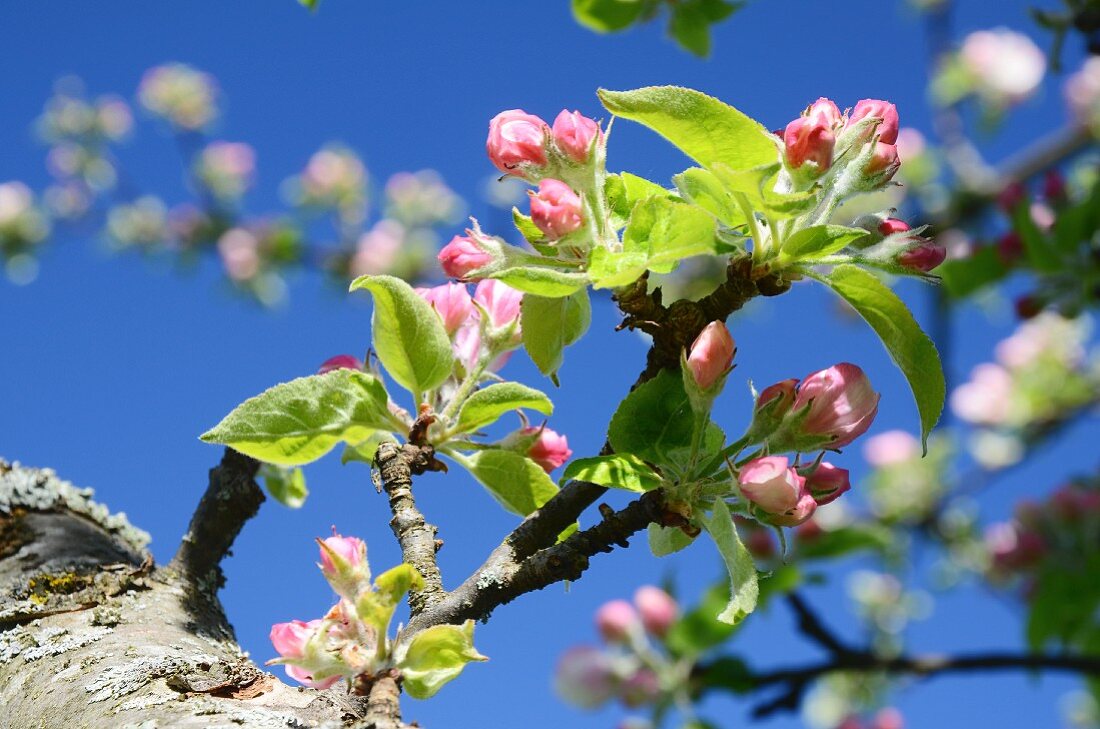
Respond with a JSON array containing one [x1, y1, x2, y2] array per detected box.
[[169, 447, 263, 584], [402, 491, 666, 636], [784, 592, 857, 657], [373, 442, 446, 615]]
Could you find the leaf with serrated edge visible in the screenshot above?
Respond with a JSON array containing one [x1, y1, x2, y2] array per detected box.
[[462, 449, 560, 516], [200, 370, 394, 466], [702, 499, 759, 624], [560, 454, 662, 492], [809, 264, 944, 451], [454, 383, 553, 434], [521, 290, 591, 382]]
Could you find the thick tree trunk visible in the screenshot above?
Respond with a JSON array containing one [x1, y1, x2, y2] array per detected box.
[[0, 458, 374, 729]]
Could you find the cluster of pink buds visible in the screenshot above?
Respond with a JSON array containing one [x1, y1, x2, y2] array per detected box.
[[736, 456, 850, 527], [269, 533, 376, 688], [556, 586, 679, 710], [487, 109, 602, 179], [855, 215, 947, 273], [747, 363, 880, 453], [780, 98, 901, 188], [416, 279, 523, 375]]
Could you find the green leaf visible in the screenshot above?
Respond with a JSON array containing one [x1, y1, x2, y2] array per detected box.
[[780, 225, 868, 261], [589, 197, 717, 288], [672, 167, 745, 228], [349, 274, 454, 395], [669, 2, 712, 56], [608, 369, 695, 463], [298, 0, 319, 9], [598, 86, 776, 174], [811, 264, 945, 451], [461, 449, 560, 516], [571, 0, 648, 32], [356, 563, 424, 637], [1011, 203, 1062, 272], [200, 370, 394, 466], [561, 454, 663, 492], [341, 432, 397, 465], [938, 245, 1008, 298], [521, 289, 592, 383], [795, 525, 893, 560], [711, 162, 818, 220], [511, 208, 547, 246], [260, 465, 308, 508], [488, 266, 589, 297], [648, 523, 696, 556], [454, 383, 553, 434], [606, 172, 676, 229], [701, 499, 758, 625], [398, 621, 487, 700]]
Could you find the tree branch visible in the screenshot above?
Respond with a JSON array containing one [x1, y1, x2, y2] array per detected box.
[[402, 491, 665, 636], [168, 447, 264, 585], [373, 442, 445, 615], [784, 592, 858, 657]]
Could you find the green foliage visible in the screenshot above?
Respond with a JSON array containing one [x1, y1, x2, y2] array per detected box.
[[298, 0, 319, 10], [780, 225, 868, 261], [574, 0, 745, 57], [701, 499, 759, 624], [939, 245, 1009, 298], [561, 453, 663, 492], [521, 290, 592, 383], [571, 0, 651, 32], [588, 196, 717, 288], [460, 449, 560, 516], [598, 86, 775, 173], [200, 370, 394, 466], [488, 266, 589, 297], [811, 264, 945, 451], [648, 523, 696, 557], [672, 167, 745, 228], [608, 369, 696, 463], [260, 465, 309, 508], [356, 563, 424, 637], [454, 383, 553, 434], [349, 275, 453, 396], [398, 621, 487, 699], [341, 432, 397, 465]]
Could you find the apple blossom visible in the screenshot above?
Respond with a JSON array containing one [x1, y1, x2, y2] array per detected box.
[[792, 363, 880, 449], [685, 321, 735, 391], [738, 456, 817, 527], [416, 282, 474, 335], [595, 599, 638, 643], [847, 99, 900, 143], [552, 110, 601, 163], [473, 279, 523, 330], [897, 239, 947, 272], [863, 430, 920, 467], [554, 646, 617, 708], [522, 426, 572, 472], [634, 586, 678, 637], [438, 234, 492, 279], [529, 179, 584, 239], [487, 109, 548, 176], [802, 461, 851, 506], [317, 354, 364, 374]]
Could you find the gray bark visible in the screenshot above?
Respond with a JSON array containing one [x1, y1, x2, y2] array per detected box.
[[0, 458, 371, 729]]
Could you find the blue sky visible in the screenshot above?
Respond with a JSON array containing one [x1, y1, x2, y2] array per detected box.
[[1, 1, 1096, 727]]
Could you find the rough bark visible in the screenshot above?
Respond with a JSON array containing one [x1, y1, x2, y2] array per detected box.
[[0, 457, 372, 729]]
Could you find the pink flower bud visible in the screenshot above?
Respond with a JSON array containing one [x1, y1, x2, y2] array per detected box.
[[416, 282, 473, 335], [318, 534, 369, 599], [595, 599, 637, 643], [878, 218, 910, 236], [863, 430, 920, 467], [487, 109, 548, 176], [793, 363, 880, 449], [986, 522, 1045, 571], [620, 667, 661, 707], [997, 182, 1026, 211], [897, 240, 947, 272], [270, 619, 321, 659], [473, 279, 523, 329], [318, 354, 364, 375], [996, 231, 1023, 266], [738, 456, 817, 527], [438, 235, 493, 280], [553, 110, 601, 163], [1042, 170, 1066, 203], [871, 708, 905, 729], [686, 321, 735, 390], [758, 378, 798, 414], [802, 461, 851, 506], [633, 586, 678, 637], [522, 426, 572, 472], [555, 646, 616, 708], [807, 97, 843, 127], [783, 115, 836, 172], [529, 179, 584, 240], [864, 142, 901, 182], [847, 99, 900, 144]]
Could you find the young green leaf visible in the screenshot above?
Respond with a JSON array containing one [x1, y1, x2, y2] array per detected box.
[[608, 369, 696, 463], [488, 266, 589, 297], [341, 432, 398, 465], [780, 225, 867, 261], [701, 499, 759, 624], [460, 449, 560, 516], [200, 370, 394, 466], [648, 523, 696, 557], [349, 274, 454, 395], [397, 621, 487, 700], [560, 454, 663, 492], [571, 0, 648, 32], [260, 465, 309, 508], [521, 290, 592, 383], [810, 264, 944, 451], [454, 383, 553, 434], [598, 86, 776, 173], [673, 167, 745, 227], [356, 563, 424, 638]]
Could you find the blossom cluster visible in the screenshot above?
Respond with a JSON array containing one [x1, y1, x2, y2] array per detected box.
[[951, 313, 1098, 468], [555, 586, 679, 719]]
